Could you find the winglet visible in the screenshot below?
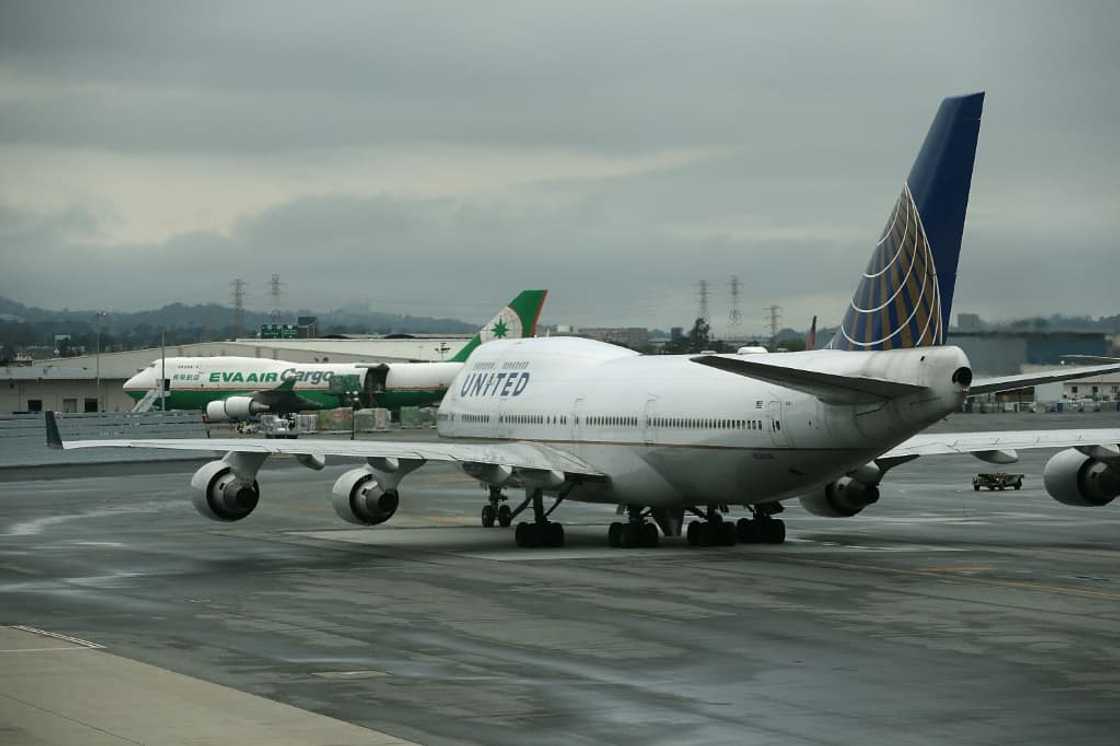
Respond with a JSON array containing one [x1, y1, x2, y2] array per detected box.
[[45, 410, 64, 449]]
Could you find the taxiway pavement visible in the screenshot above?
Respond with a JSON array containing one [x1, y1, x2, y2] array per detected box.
[[2, 413, 1119, 745]]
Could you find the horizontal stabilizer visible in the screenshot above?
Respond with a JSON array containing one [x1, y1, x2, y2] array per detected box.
[[970, 363, 1120, 396], [691, 355, 928, 404], [883, 429, 1120, 460], [1061, 355, 1120, 365]]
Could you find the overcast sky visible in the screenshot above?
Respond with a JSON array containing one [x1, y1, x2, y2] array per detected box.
[[1, 1, 1117, 335]]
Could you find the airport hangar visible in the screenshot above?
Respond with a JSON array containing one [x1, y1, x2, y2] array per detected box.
[[0, 335, 470, 414]]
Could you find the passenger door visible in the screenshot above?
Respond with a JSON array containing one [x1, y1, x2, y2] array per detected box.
[[766, 400, 790, 447], [571, 397, 584, 442], [642, 396, 658, 446]]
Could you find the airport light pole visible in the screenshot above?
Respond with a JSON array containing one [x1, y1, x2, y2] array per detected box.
[[94, 311, 109, 413], [160, 328, 167, 412]]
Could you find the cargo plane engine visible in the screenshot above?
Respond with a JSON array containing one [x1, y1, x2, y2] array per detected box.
[[205, 396, 269, 422]]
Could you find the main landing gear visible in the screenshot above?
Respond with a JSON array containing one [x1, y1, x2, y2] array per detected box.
[[514, 488, 566, 548], [686, 503, 787, 546], [480, 486, 513, 528], [734, 502, 786, 545], [607, 505, 660, 548], [686, 506, 736, 547]]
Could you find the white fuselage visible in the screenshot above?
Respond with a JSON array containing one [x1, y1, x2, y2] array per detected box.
[[124, 356, 463, 396], [436, 337, 970, 507]]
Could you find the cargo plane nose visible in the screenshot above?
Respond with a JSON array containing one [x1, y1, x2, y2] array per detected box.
[[123, 366, 156, 393]]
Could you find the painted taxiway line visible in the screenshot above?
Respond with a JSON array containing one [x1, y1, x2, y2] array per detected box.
[[7, 625, 104, 649], [0, 646, 103, 654]]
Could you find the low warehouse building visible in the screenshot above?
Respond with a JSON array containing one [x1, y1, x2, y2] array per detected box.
[[0, 335, 470, 413]]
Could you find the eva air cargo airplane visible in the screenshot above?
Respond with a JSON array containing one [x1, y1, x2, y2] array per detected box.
[[123, 290, 547, 420], [49, 93, 1120, 549]]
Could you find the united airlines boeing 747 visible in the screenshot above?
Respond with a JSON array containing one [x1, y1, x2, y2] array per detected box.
[[46, 93, 1120, 549]]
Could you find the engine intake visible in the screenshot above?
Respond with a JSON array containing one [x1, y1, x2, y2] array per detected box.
[[1043, 449, 1120, 507], [800, 476, 880, 517], [205, 396, 269, 422], [190, 460, 260, 521], [331, 467, 400, 525]]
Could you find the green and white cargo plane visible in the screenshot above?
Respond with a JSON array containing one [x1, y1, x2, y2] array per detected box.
[[124, 290, 547, 420]]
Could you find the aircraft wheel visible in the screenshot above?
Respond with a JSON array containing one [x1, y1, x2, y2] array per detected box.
[[639, 522, 659, 548], [608, 522, 623, 548], [719, 522, 737, 546], [481, 504, 496, 528], [686, 520, 702, 547], [546, 522, 565, 548], [735, 518, 759, 543], [621, 523, 641, 548], [515, 522, 538, 548], [762, 518, 786, 544], [497, 504, 513, 527]]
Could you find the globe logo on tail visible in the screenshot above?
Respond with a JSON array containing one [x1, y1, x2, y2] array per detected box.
[[831, 183, 944, 351]]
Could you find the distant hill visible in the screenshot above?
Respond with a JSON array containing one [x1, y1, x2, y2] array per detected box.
[[0, 295, 477, 357], [0, 296, 476, 333]]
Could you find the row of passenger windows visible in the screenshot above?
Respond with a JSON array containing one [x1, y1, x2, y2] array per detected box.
[[585, 415, 638, 427], [649, 416, 777, 431], [500, 413, 568, 425], [444, 412, 780, 432], [440, 412, 493, 423]]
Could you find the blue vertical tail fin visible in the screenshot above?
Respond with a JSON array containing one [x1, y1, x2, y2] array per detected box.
[[829, 92, 984, 350]]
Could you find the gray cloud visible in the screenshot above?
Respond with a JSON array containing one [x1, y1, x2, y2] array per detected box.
[[1, 1, 1117, 332]]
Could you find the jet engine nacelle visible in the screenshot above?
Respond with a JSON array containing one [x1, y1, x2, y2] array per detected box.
[[799, 476, 881, 517], [190, 459, 260, 521], [1042, 449, 1120, 507], [205, 396, 268, 422], [331, 467, 400, 525]]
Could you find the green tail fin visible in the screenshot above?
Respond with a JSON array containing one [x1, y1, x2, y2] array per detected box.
[[449, 289, 548, 362]]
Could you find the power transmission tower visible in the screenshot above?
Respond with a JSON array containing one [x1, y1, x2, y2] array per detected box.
[[697, 280, 710, 323], [231, 278, 247, 338], [268, 273, 285, 322], [728, 275, 742, 331], [763, 304, 782, 346]]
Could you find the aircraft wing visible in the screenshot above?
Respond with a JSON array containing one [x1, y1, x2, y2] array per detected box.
[[880, 429, 1120, 461], [45, 412, 606, 478], [970, 363, 1120, 395]]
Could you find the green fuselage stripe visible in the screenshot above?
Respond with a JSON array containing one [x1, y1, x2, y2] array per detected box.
[[127, 387, 446, 411]]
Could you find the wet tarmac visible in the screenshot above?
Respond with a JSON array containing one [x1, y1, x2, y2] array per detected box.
[[2, 413, 1119, 744]]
